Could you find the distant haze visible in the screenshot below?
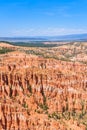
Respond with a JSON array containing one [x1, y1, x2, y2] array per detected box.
[[0, 34, 87, 42]]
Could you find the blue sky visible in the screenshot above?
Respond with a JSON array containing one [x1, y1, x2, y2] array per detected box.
[[0, 0, 87, 36]]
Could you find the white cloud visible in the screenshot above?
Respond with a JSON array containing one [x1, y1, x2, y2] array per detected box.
[[11, 27, 87, 37]]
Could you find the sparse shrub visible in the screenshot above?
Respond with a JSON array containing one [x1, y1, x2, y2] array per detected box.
[[27, 85, 32, 93], [52, 112, 60, 119], [39, 103, 48, 111], [22, 102, 28, 108]]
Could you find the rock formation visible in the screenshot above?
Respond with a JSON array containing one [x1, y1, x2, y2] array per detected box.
[[0, 43, 87, 130]]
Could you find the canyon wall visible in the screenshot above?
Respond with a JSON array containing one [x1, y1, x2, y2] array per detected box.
[[0, 51, 87, 130]]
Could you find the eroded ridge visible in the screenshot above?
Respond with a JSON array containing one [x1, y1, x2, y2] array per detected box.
[[0, 43, 87, 130]]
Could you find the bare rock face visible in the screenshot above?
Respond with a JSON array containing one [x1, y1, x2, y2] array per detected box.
[[0, 51, 87, 130]]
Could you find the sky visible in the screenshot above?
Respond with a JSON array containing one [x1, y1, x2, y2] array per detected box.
[[0, 0, 87, 37]]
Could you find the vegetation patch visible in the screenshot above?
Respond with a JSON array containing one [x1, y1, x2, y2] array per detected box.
[[0, 47, 14, 54]]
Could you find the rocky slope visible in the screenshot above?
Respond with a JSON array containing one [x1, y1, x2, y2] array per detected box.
[[0, 42, 87, 130]]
